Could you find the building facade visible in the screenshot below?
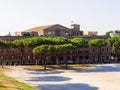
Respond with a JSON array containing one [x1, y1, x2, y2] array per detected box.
[[0, 42, 112, 65], [0, 24, 115, 65], [16, 24, 86, 37]]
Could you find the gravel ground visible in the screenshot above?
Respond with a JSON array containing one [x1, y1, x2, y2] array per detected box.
[[5, 64, 120, 90]]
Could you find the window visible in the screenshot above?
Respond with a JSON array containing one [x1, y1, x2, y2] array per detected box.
[[17, 51, 20, 54], [12, 56, 14, 59], [28, 56, 30, 59], [85, 56, 89, 59], [55, 30, 61, 36], [102, 48, 104, 51], [78, 50, 82, 54], [0, 50, 2, 54], [85, 50, 89, 53], [107, 48, 109, 52], [48, 31, 51, 35], [72, 51, 76, 54], [66, 51, 70, 54], [6, 50, 9, 54], [79, 56, 83, 59], [92, 48, 95, 52], [12, 51, 14, 54], [1, 56, 3, 59], [65, 32, 69, 36], [106, 56, 109, 60], [93, 56, 95, 60]]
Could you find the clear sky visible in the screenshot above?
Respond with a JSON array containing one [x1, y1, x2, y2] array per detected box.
[[0, 0, 120, 35]]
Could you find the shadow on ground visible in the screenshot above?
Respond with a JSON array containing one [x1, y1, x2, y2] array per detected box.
[[35, 83, 98, 90], [27, 70, 63, 75], [73, 64, 120, 73], [27, 76, 71, 82]]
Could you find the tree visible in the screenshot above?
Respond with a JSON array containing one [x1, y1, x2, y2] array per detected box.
[[70, 38, 88, 64], [52, 37, 70, 45], [0, 41, 12, 67], [105, 31, 113, 36], [12, 39, 25, 65], [71, 38, 88, 47], [107, 37, 120, 61], [111, 40, 120, 61], [108, 37, 120, 46], [89, 39, 107, 63], [33, 44, 77, 70]]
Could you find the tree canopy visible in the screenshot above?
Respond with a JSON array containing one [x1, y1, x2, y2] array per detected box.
[[89, 39, 107, 47], [105, 31, 113, 36], [33, 44, 77, 55], [70, 38, 87, 47]]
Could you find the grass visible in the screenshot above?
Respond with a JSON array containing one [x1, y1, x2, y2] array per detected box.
[[23, 64, 93, 71], [0, 66, 36, 90], [0, 84, 7, 90]]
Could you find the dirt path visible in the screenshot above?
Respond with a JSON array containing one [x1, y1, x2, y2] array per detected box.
[[4, 64, 120, 90]]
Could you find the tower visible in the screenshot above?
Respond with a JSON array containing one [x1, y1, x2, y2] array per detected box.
[[71, 24, 80, 31]]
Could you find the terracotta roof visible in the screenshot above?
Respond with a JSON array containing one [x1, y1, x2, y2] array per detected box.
[[25, 24, 59, 32]]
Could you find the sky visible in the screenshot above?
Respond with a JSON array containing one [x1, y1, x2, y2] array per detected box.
[[0, 0, 120, 36]]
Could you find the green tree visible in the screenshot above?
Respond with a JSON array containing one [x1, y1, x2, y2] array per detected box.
[[12, 39, 25, 65], [108, 37, 120, 45], [33, 44, 77, 70], [52, 37, 70, 45], [71, 38, 88, 47], [0, 41, 12, 67], [111, 40, 120, 61], [33, 45, 58, 70], [105, 31, 113, 36], [89, 39, 107, 63]]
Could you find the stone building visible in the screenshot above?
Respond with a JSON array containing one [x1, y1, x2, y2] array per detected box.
[[83, 31, 97, 36], [0, 24, 113, 65], [0, 42, 112, 65], [17, 24, 84, 37]]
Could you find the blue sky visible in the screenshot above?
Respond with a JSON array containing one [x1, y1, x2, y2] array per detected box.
[[0, 0, 120, 35]]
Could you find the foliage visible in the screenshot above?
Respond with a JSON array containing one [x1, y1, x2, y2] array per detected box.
[[0, 71, 35, 90], [112, 40, 120, 53], [12, 39, 24, 47], [0, 40, 12, 48], [105, 31, 113, 36], [108, 36, 120, 45], [89, 39, 107, 47], [71, 38, 88, 47], [52, 37, 70, 45], [33, 44, 77, 55]]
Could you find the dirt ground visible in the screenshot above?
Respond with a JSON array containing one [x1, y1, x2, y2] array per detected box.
[[0, 67, 23, 90], [4, 64, 120, 90]]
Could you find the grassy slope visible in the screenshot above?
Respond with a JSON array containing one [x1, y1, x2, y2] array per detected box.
[[0, 67, 36, 90]]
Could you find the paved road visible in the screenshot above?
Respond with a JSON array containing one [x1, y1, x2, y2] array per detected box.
[[5, 64, 120, 90]]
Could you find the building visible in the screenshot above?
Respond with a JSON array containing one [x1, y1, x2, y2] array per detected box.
[[16, 31, 38, 37], [110, 30, 120, 37], [83, 31, 97, 36], [17, 24, 84, 37], [0, 37, 112, 65], [0, 24, 114, 66]]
